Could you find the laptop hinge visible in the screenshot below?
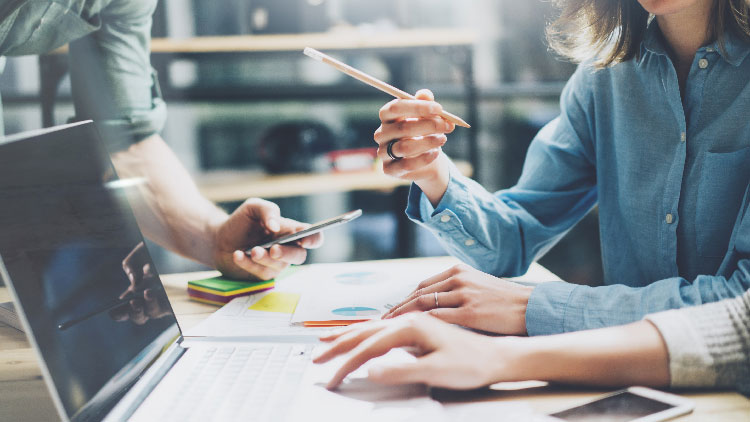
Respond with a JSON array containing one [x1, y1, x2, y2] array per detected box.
[[101, 340, 186, 422]]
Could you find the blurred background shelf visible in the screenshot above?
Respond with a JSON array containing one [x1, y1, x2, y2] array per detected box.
[[196, 160, 473, 202], [0, 0, 603, 285], [39, 28, 481, 176], [49, 28, 477, 54], [149, 29, 478, 52]]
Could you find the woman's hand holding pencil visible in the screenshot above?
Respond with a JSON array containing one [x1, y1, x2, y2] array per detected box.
[[303, 47, 468, 207], [374, 89, 456, 207]]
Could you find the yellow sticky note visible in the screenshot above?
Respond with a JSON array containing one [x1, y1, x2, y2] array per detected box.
[[249, 292, 300, 314]]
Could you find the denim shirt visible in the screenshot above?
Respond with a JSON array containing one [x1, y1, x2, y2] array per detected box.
[[407, 24, 750, 335], [0, 0, 166, 149]]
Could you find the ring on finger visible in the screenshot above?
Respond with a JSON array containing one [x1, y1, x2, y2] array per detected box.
[[434, 292, 439, 308], [386, 139, 402, 161]]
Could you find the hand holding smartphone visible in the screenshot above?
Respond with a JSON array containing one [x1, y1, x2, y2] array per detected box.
[[245, 209, 362, 253]]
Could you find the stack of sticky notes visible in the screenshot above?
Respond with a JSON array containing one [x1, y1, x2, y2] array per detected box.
[[188, 277, 276, 306]]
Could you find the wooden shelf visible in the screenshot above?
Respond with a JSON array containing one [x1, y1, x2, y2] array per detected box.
[[196, 160, 473, 202], [151, 29, 476, 53], [50, 29, 477, 55]]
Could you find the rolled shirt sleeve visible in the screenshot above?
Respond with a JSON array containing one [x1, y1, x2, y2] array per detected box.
[[68, 0, 166, 151]]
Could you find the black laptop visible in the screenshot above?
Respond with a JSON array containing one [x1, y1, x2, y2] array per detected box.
[[0, 122, 324, 422]]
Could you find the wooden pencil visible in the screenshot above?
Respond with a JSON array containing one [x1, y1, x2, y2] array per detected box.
[[303, 47, 471, 129]]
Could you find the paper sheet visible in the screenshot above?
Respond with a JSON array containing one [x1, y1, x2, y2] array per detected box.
[[183, 292, 328, 338], [185, 259, 561, 338], [290, 260, 454, 323]]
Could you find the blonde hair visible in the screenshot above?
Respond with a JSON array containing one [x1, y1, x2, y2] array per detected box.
[[547, 0, 750, 68]]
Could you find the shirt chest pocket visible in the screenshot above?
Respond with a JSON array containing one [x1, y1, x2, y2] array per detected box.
[[696, 146, 750, 258], [1, 1, 99, 56]]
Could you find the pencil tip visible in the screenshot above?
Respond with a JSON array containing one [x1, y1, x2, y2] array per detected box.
[[303, 47, 323, 61]]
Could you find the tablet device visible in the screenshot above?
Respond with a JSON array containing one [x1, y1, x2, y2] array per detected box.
[[245, 209, 362, 251], [545, 387, 694, 422]]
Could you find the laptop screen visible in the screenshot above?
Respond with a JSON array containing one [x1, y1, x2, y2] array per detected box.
[[0, 122, 180, 421]]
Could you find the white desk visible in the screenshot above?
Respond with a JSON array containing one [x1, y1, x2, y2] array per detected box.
[[1, 257, 748, 421]]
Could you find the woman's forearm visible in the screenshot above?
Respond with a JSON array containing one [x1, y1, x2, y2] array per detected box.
[[494, 321, 670, 387], [414, 153, 452, 207]]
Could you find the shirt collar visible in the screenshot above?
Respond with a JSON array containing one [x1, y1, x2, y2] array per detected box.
[[639, 20, 668, 63], [707, 30, 750, 67], [639, 20, 750, 67]]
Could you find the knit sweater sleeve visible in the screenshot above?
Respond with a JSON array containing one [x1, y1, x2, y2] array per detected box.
[[645, 290, 750, 396]]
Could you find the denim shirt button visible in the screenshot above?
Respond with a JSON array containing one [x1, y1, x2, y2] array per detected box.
[[440, 215, 451, 223], [464, 239, 476, 246], [665, 213, 674, 224], [698, 58, 709, 69]]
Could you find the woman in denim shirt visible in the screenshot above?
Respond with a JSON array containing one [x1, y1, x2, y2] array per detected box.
[[378, 0, 750, 336]]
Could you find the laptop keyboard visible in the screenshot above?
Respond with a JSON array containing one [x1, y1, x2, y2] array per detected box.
[[130, 344, 314, 422]]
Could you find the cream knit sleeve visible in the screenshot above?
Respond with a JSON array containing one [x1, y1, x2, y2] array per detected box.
[[645, 290, 750, 396]]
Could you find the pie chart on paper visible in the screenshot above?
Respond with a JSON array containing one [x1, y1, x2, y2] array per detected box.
[[331, 307, 380, 317]]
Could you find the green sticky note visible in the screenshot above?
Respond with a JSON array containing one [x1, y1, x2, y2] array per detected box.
[[249, 292, 300, 314], [189, 266, 299, 292]]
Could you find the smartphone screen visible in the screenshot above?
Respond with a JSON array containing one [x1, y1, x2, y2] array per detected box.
[[246, 209, 362, 251], [550, 391, 675, 422]]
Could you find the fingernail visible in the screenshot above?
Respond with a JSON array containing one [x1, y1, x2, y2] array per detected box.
[[270, 248, 281, 259], [268, 219, 281, 232]]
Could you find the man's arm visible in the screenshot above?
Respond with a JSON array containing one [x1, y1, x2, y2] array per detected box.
[[110, 134, 225, 268], [110, 134, 321, 280], [65, 0, 321, 279]]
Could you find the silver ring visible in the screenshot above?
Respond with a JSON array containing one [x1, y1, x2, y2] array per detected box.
[[434, 292, 439, 308], [386, 139, 402, 161]]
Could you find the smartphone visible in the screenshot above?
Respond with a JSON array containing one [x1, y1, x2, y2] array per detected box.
[[245, 209, 362, 251], [542, 387, 694, 422]]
